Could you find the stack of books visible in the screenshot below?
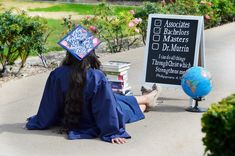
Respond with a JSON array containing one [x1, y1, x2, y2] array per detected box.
[[101, 61, 132, 95]]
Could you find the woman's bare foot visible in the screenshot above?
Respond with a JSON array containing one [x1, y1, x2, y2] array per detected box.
[[145, 90, 159, 108], [144, 85, 162, 111], [141, 85, 152, 95], [141, 83, 159, 95], [136, 84, 162, 112]]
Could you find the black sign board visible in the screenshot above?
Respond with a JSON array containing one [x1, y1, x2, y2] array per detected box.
[[144, 14, 204, 86]]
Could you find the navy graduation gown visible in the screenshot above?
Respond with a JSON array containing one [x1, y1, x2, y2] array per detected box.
[[26, 66, 144, 142]]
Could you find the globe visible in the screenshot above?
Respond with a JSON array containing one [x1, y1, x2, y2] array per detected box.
[[181, 66, 212, 100]]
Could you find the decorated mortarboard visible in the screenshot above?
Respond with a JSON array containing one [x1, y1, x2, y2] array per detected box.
[[58, 25, 101, 61]]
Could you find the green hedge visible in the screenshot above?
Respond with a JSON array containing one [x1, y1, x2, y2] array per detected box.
[[0, 10, 48, 75], [29, 0, 235, 53], [134, 0, 235, 44], [201, 94, 235, 156]]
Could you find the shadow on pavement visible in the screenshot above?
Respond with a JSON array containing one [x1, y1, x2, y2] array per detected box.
[[151, 105, 186, 113], [0, 123, 66, 138]]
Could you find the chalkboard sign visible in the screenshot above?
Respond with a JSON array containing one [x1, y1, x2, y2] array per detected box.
[[144, 14, 204, 86]]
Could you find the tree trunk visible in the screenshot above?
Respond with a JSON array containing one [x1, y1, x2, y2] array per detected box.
[[0, 65, 7, 77]]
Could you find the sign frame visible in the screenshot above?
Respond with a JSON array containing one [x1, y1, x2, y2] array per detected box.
[[143, 14, 205, 88]]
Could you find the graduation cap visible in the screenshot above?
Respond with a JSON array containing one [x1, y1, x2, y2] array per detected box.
[[58, 25, 102, 61]]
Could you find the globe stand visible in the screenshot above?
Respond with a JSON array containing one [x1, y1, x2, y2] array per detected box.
[[186, 97, 207, 112]]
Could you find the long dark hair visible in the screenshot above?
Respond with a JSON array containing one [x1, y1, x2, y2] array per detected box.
[[61, 51, 101, 131]]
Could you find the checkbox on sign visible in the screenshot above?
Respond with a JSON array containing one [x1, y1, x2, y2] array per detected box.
[[153, 35, 160, 42], [154, 19, 162, 26], [152, 43, 159, 50], [153, 27, 161, 34]]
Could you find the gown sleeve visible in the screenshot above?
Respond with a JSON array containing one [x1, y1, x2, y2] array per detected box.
[[91, 78, 131, 142], [26, 71, 64, 130]]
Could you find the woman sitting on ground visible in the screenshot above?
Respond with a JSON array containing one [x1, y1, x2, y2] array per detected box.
[[26, 51, 161, 144], [26, 26, 161, 144]]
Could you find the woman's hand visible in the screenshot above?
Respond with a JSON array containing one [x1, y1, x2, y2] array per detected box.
[[111, 138, 127, 144]]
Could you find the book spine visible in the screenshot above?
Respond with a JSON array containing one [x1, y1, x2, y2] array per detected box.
[[104, 70, 128, 76], [106, 72, 128, 81], [109, 81, 128, 90], [112, 87, 132, 94], [109, 81, 123, 89], [102, 66, 130, 72]]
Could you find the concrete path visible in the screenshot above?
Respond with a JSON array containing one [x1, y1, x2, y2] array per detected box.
[[0, 22, 235, 156]]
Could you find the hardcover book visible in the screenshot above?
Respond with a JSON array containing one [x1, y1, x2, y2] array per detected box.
[[104, 70, 128, 76], [106, 72, 128, 81], [112, 86, 132, 95], [101, 61, 131, 72], [109, 81, 129, 89]]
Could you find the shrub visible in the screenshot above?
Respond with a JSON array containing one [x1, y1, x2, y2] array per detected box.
[[78, 3, 142, 53], [209, 0, 235, 23], [165, 0, 200, 15], [134, 0, 235, 43], [201, 94, 235, 156], [197, 0, 220, 28], [135, 2, 159, 44], [29, 1, 234, 53], [0, 9, 48, 76]]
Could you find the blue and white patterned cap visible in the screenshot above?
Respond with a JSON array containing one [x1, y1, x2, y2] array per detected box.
[[58, 25, 101, 61]]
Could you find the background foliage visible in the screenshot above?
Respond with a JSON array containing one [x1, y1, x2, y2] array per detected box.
[[201, 94, 235, 156], [0, 9, 48, 76], [134, 0, 235, 44], [61, 3, 142, 53], [24, 0, 235, 53], [0, 0, 234, 76]]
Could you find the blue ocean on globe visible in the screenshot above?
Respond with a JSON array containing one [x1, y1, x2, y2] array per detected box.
[[181, 66, 212, 99]]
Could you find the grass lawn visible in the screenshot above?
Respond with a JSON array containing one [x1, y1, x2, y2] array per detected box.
[[28, 3, 139, 54], [29, 3, 139, 15], [45, 18, 68, 53], [0, 0, 139, 55]]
